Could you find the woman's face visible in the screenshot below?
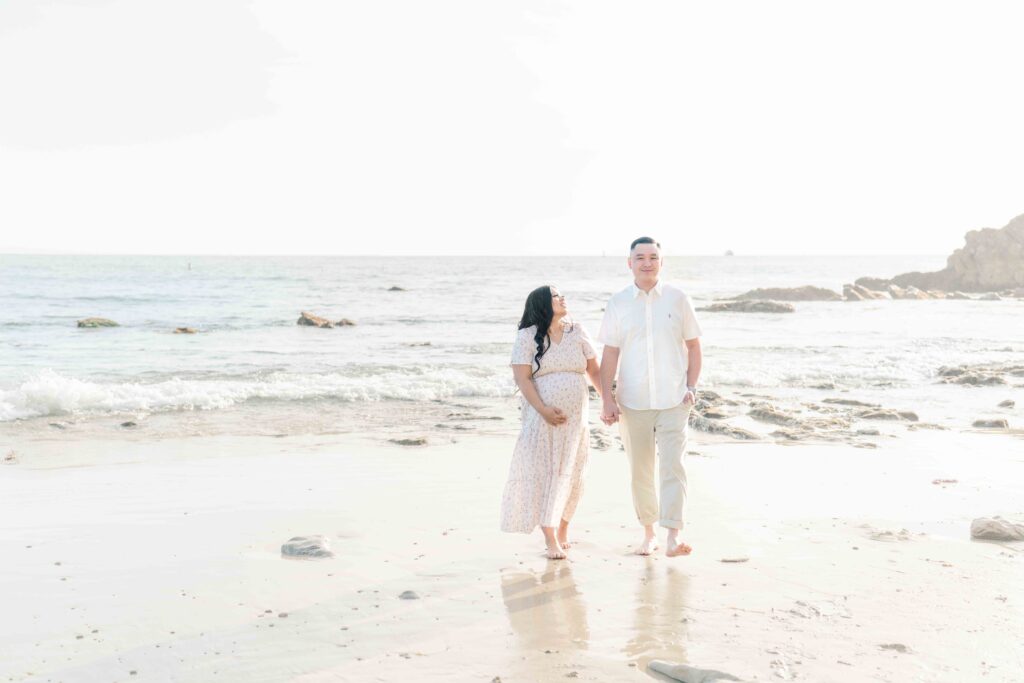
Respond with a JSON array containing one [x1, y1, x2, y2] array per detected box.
[[550, 288, 567, 317]]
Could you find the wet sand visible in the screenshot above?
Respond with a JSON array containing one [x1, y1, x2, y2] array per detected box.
[[1, 429, 1022, 682]]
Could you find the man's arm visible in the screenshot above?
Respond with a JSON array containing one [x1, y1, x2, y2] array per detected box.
[[600, 346, 621, 424], [684, 337, 702, 404]]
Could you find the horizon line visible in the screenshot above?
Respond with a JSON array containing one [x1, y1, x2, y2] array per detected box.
[[0, 251, 949, 258]]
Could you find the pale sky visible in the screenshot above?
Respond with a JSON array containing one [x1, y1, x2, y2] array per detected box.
[[1, 0, 1022, 256]]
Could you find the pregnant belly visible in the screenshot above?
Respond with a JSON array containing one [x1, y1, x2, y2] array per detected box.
[[533, 372, 586, 412]]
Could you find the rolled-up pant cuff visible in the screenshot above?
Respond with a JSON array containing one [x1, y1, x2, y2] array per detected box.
[[659, 519, 684, 530]]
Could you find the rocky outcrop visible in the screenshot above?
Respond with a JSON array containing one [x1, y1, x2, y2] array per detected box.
[[77, 317, 118, 328], [698, 301, 795, 313], [734, 286, 842, 301], [858, 213, 1024, 292], [970, 517, 1024, 542]]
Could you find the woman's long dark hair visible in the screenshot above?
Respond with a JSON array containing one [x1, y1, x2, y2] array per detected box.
[[518, 285, 556, 376]]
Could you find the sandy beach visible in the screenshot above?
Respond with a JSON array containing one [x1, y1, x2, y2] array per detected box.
[[3, 419, 1022, 683]]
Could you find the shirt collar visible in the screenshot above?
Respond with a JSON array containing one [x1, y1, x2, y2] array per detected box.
[[632, 280, 663, 298]]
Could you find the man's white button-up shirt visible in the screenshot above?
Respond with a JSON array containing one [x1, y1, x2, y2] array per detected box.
[[597, 281, 702, 410]]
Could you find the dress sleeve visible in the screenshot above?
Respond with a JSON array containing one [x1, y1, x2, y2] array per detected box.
[[510, 328, 536, 366], [578, 324, 596, 360]]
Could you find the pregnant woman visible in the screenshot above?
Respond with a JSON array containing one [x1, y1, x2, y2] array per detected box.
[[500, 285, 602, 559]]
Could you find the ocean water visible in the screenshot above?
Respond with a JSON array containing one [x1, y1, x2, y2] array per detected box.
[[1, 254, 1021, 439]]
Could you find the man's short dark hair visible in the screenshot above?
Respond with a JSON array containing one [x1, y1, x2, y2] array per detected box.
[[630, 236, 661, 251]]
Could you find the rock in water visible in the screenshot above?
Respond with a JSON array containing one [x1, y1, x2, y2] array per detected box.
[[77, 317, 118, 328], [698, 300, 795, 313], [648, 660, 744, 682], [297, 311, 334, 328], [281, 535, 334, 559], [973, 418, 1009, 429], [734, 286, 842, 301], [335, 318, 356, 326], [174, 327, 197, 334], [399, 590, 420, 600], [388, 286, 407, 291], [842, 284, 865, 301], [971, 517, 1024, 541], [998, 400, 1015, 408]]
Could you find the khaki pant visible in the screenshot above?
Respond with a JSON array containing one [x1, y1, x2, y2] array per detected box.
[[619, 403, 690, 529]]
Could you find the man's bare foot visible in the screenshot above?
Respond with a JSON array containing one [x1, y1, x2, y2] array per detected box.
[[666, 540, 692, 557], [545, 541, 567, 560], [635, 536, 659, 556]]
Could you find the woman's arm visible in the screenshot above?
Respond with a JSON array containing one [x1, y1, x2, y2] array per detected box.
[[513, 365, 567, 425], [585, 357, 602, 399]]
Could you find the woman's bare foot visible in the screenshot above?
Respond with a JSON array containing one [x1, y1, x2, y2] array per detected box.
[[557, 520, 571, 549], [541, 526, 567, 560], [545, 541, 567, 560], [635, 535, 659, 556]]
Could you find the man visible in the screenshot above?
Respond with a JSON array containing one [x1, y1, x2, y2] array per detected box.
[[598, 237, 703, 557]]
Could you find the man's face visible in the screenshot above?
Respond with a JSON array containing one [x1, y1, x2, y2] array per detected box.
[[628, 243, 662, 282]]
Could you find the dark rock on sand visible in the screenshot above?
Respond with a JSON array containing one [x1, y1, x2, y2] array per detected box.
[[120, 421, 137, 428], [698, 300, 795, 314], [399, 590, 420, 600], [390, 437, 428, 446], [388, 286, 407, 292], [998, 399, 1015, 408], [749, 405, 801, 426], [971, 517, 1024, 541], [823, 398, 879, 408], [297, 311, 335, 328], [734, 286, 842, 302], [77, 317, 118, 328], [648, 660, 744, 682], [281, 535, 334, 559], [972, 418, 1009, 429], [856, 409, 918, 422], [590, 428, 615, 450]]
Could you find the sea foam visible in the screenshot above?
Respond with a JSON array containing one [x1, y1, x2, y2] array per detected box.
[[0, 368, 513, 421]]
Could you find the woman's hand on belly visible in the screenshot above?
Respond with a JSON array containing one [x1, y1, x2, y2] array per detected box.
[[540, 405, 568, 426]]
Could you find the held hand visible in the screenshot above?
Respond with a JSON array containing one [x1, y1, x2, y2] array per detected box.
[[683, 390, 696, 407], [601, 399, 621, 426], [541, 405, 567, 426]]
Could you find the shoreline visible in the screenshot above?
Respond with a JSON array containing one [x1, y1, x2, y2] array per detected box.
[[2, 428, 1022, 682]]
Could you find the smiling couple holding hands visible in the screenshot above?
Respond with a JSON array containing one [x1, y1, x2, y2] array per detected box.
[[500, 236, 703, 560]]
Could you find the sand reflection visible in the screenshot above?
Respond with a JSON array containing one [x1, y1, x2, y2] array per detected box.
[[624, 561, 691, 670], [500, 561, 590, 653]]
